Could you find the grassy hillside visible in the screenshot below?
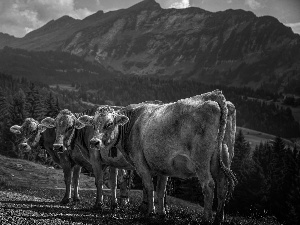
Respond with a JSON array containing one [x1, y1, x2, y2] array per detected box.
[[0, 154, 200, 210], [0, 154, 280, 224], [238, 126, 299, 150], [0, 154, 95, 189]]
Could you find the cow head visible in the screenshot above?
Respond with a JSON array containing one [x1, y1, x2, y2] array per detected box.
[[41, 109, 84, 152], [10, 118, 47, 152], [77, 106, 129, 151]]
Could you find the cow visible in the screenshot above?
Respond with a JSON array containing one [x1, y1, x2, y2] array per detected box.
[[10, 115, 131, 209], [40, 108, 135, 209], [10, 118, 82, 204], [76, 90, 237, 224]]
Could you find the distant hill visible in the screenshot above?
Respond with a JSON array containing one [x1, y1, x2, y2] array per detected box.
[[0, 47, 116, 84], [0, 0, 300, 94]]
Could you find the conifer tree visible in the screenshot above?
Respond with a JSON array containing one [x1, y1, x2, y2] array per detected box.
[[44, 92, 60, 118], [25, 83, 42, 120]]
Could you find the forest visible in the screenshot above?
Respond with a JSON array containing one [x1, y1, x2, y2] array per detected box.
[[0, 72, 300, 224], [65, 75, 300, 139]]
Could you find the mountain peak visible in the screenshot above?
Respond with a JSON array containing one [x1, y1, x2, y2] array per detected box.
[[83, 10, 104, 21], [50, 15, 77, 25], [128, 0, 161, 11]]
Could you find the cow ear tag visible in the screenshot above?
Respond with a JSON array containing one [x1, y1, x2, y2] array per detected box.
[[10, 125, 22, 134], [74, 120, 85, 129], [38, 124, 47, 133], [115, 115, 129, 126]]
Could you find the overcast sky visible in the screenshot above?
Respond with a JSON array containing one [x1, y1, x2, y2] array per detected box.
[[0, 0, 299, 37]]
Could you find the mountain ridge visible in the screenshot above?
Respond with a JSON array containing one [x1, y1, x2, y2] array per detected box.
[[0, 0, 299, 93]]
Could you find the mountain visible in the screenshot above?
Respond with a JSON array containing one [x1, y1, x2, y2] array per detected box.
[[0, 33, 19, 49], [0, 47, 116, 84], [0, 0, 300, 93]]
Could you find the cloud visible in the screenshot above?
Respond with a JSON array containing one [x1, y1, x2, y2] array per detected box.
[[286, 22, 300, 35], [245, 0, 262, 10], [0, 0, 93, 37], [169, 0, 190, 9]]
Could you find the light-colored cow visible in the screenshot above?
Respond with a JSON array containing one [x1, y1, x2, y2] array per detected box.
[[40, 108, 135, 209], [77, 90, 237, 224]]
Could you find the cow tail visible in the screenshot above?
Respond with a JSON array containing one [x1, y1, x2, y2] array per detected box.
[[217, 99, 237, 201]]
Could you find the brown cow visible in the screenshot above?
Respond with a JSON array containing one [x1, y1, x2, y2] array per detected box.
[[10, 115, 131, 209], [76, 90, 237, 224], [40, 108, 135, 209], [10, 118, 82, 204]]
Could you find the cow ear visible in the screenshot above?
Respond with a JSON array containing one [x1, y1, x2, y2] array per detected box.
[[77, 115, 93, 126], [74, 119, 85, 129], [38, 124, 47, 133], [41, 117, 56, 128], [114, 115, 129, 126], [10, 125, 22, 134]]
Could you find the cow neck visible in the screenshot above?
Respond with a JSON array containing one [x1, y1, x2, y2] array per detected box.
[[112, 126, 122, 148], [114, 109, 135, 166], [66, 126, 76, 150], [32, 130, 42, 147]]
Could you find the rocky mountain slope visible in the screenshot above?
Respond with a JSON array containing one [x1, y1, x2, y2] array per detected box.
[[1, 0, 300, 93]]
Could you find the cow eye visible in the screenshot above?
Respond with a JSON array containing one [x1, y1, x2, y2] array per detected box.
[[104, 122, 113, 129], [30, 130, 38, 135], [66, 126, 73, 131]]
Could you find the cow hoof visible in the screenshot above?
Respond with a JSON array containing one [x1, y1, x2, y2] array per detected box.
[[213, 218, 224, 225], [157, 210, 166, 218], [146, 211, 156, 218], [73, 198, 81, 203], [110, 201, 118, 211], [60, 198, 71, 205], [119, 197, 129, 206], [139, 201, 148, 213], [93, 202, 104, 210], [156, 213, 167, 221]]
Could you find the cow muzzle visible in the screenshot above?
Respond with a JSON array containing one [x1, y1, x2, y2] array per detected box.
[[90, 138, 104, 150], [53, 144, 65, 152], [19, 143, 31, 152]]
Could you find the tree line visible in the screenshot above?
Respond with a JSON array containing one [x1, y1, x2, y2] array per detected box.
[[63, 75, 299, 138]]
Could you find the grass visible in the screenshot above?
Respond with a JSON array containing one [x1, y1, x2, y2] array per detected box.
[[0, 154, 281, 224], [0, 154, 95, 189], [237, 126, 299, 151]]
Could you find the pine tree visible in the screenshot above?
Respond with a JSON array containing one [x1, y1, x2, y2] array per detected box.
[[44, 92, 60, 118], [0, 89, 27, 158], [231, 129, 251, 175], [25, 83, 42, 120]]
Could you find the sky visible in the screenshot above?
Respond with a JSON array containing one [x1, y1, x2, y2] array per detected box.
[[0, 0, 299, 37]]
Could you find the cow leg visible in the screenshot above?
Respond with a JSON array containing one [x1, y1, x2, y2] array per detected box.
[[214, 144, 230, 225], [109, 167, 118, 210], [156, 174, 168, 216], [90, 149, 104, 209], [139, 186, 148, 213], [214, 173, 227, 225], [135, 163, 155, 216], [57, 153, 73, 205], [72, 165, 81, 203], [196, 165, 215, 223], [119, 169, 130, 206], [60, 165, 72, 205]]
